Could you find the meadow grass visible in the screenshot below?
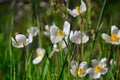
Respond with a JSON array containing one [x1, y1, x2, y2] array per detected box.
[[0, 0, 120, 80]]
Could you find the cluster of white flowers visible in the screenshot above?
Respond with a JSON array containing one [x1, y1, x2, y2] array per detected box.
[[12, 27, 46, 64], [12, 27, 39, 48], [70, 58, 108, 79], [44, 21, 89, 52], [11, 0, 118, 78]]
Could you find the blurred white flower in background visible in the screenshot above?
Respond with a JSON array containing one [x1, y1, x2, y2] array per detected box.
[[67, 0, 86, 17], [33, 48, 45, 64], [44, 25, 50, 36], [70, 30, 89, 44], [102, 25, 120, 45], [27, 27, 39, 42]]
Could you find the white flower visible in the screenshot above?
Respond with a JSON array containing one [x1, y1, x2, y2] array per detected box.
[[52, 40, 67, 52], [102, 25, 120, 45], [70, 60, 88, 77], [33, 48, 45, 64], [50, 21, 70, 44], [110, 59, 116, 66], [27, 27, 39, 37], [27, 27, 39, 43], [44, 25, 50, 36], [70, 30, 89, 44], [86, 58, 108, 79], [67, 0, 86, 17], [12, 34, 32, 48]]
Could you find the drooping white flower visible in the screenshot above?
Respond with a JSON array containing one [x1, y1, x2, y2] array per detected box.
[[70, 30, 89, 44], [67, 0, 86, 17], [86, 58, 108, 79], [12, 34, 32, 48], [70, 60, 88, 77], [102, 25, 120, 45], [33, 48, 45, 64], [50, 21, 70, 44]]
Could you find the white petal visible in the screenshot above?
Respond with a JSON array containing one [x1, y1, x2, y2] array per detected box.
[[80, 0, 86, 13], [27, 27, 39, 37], [60, 41, 67, 49], [110, 59, 116, 65], [53, 44, 59, 52], [70, 60, 78, 70], [86, 68, 94, 74], [102, 33, 111, 42], [50, 24, 59, 35], [99, 58, 107, 67], [79, 61, 87, 69], [28, 34, 33, 43], [15, 34, 27, 44], [12, 38, 24, 48], [36, 48, 45, 54], [63, 21, 70, 36], [70, 31, 74, 40], [111, 25, 118, 34], [117, 30, 120, 37], [44, 25, 50, 36], [92, 59, 98, 67], [90, 72, 101, 79], [67, 8, 79, 17], [101, 68, 108, 75], [50, 35, 63, 44], [33, 57, 42, 64], [70, 69, 77, 77], [82, 32, 89, 43]]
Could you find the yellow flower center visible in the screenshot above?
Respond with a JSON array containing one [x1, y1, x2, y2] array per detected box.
[[37, 53, 42, 57], [94, 65, 102, 73], [77, 67, 85, 74], [110, 34, 119, 42], [77, 35, 81, 40], [75, 6, 81, 14], [57, 30, 65, 36]]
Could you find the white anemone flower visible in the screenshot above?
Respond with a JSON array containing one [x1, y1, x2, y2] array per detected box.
[[70, 30, 89, 44], [70, 60, 88, 77], [33, 48, 45, 64], [12, 34, 32, 48], [102, 25, 120, 45], [50, 21, 70, 44], [67, 0, 86, 17], [86, 58, 108, 79]]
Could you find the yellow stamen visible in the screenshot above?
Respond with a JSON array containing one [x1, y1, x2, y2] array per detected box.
[[94, 65, 102, 73], [57, 30, 65, 36], [77, 35, 81, 40], [37, 53, 42, 57], [77, 68, 85, 74], [110, 34, 119, 42], [75, 6, 81, 14]]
